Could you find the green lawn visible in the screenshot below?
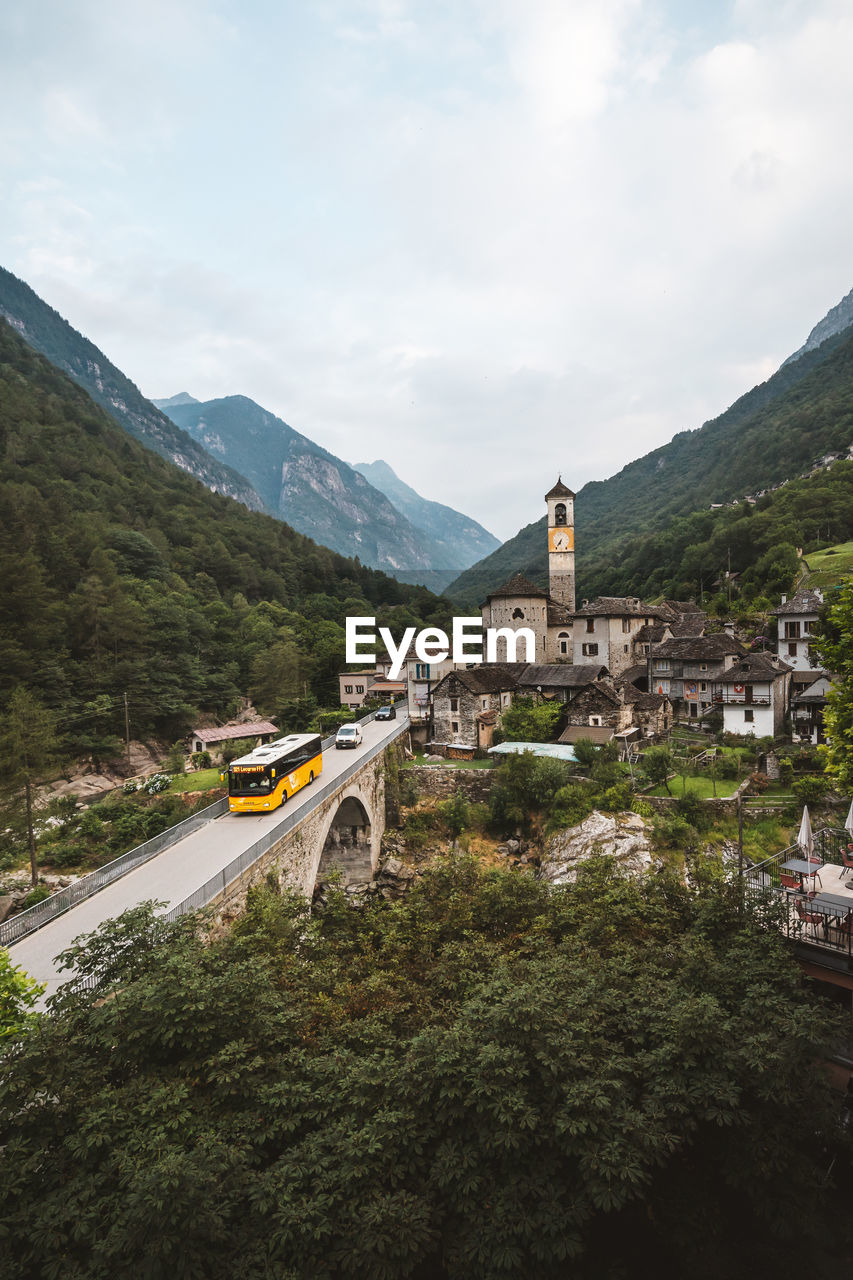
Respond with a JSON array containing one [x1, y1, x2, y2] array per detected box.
[[803, 540, 853, 591], [647, 774, 740, 799], [169, 769, 224, 793]]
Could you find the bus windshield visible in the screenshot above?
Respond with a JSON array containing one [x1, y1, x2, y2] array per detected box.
[[228, 769, 272, 797]]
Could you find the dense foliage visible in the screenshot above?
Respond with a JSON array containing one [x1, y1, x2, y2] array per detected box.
[[0, 865, 848, 1279], [0, 320, 450, 751], [812, 582, 853, 788], [449, 325, 853, 604]]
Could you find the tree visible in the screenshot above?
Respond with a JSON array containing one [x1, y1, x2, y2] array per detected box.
[[813, 583, 853, 789], [0, 949, 44, 1039], [0, 687, 60, 885], [0, 864, 848, 1279], [499, 696, 563, 743], [641, 744, 675, 795]]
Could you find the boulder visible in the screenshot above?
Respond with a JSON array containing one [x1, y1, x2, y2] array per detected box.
[[540, 810, 656, 885]]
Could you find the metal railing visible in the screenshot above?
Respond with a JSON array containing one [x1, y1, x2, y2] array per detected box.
[[162, 714, 410, 923], [1, 796, 229, 948], [2, 707, 400, 950]]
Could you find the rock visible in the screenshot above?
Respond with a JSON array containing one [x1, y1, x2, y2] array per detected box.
[[0, 895, 15, 924], [423, 754, 443, 763], [540, 810, 657, 885], [506, 838, 520, 855]]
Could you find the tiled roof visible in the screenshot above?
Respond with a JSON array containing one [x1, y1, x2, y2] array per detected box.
[[575, 596, 665, 618], [434, 664, 523, 695], [192, 721, 279, 745], [545, 477, 575, 499], [516, 664, 606, 688], [650, 634, 747, 660], [486, 573, 548, 600], [717, 654, 790, 683], [772, 589, 824, 616]]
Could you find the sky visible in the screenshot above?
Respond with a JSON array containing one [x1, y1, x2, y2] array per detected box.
[[2, 0, 853, 542]]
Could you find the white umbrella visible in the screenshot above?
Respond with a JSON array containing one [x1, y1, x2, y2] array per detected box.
[[798, 804, 815, 870], [845, 798, 853, 842]]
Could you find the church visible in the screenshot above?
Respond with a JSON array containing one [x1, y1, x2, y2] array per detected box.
[[479, 479, 576, 663]]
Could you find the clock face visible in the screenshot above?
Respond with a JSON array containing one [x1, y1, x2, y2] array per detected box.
[[549, 527, 573, 553]]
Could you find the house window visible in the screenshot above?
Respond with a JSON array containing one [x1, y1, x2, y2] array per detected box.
[[582, 643, 599, 656], [622, 618, 632, 633], [589, 715, 602, 727], [586, 618, 595, 633], [482, 697, 489, 710], [623, 644, 629, 653], [700, 682, 707, 693], [699, 663, 708, 672], [512, 608, 525, 620], [744, 709, 754, 723], [643, 644, 650, 654], [356, 685, 364, 693], [452, 721, 459, 734], [450, 697, 459, 712], [785, 621, 800, 639], [689, 704, 698, 718], [559, 630, 569, 655], [788, 643, 797, 657], [344, 684, 353, 694], [554, 502, 567, 525], [415, 663, 431, 679], [502, 693, 511, 706]]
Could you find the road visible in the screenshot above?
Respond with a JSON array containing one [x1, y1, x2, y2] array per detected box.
[[9, 717, 406, 1004]]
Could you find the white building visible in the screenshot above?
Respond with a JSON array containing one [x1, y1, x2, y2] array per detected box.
[[713, 654, 792, 737], [772, 588, 823, 673]]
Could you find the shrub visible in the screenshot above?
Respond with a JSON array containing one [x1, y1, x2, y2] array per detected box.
[[546, 784, 593, 833], [44, 843, 85, 869], [190, 751, 212, 770], [21, 886, 51, 910], [142, 773, 172, 796], [746, 772, 770, 794], [653, 813, 702, 856], [792, 775, 830, 806], [437, 795, 470, 838], [674, 792, 711, 832], [600, 783, 634, 812]]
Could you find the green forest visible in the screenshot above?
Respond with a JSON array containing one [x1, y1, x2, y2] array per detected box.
[[0, 319, 450, 756], [1, 859, 850, 1279]]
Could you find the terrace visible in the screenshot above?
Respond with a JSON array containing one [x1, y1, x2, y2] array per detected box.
[[744, 826, 853, 970]]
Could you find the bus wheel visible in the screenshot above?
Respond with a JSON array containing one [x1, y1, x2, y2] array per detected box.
[[309, 771, 315, 784]]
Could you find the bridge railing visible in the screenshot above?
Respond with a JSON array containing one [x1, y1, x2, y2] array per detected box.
[[162, 715, 411, 924], [1, 708, 399, 951], [0, 796, 230, 948]]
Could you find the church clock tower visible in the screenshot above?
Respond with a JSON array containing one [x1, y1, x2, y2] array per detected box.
[[545, 478, 576, 612]]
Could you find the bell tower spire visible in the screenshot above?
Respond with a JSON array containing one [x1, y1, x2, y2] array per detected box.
[[545, 477, 575, 612]]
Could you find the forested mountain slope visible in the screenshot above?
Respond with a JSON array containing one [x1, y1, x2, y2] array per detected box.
[[164, 395, 455, 583], [449, 321, 853, 603], [0, 319, 448, 750], [0, 268, 264, 511]]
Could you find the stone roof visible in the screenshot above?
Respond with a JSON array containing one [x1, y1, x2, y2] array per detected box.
[[793, 676, 833, 703], [476, 709, 499, 725], [516, 663, 607, 689], [650, 634, 747, 661], [717, 654, 790, 683], [486, 573, 548, 600], [575, 596, 665, 618], [558, 724, 613, 744], [670, 615, 707, 637], [434, 664, 524, 696], [545, 477, 575, 499], [617, 681, 668, 711], [192, 721, 279, 745], [634, 623, 670, 644], [772, 589, 824, 616], [620, 663, 650, 686]]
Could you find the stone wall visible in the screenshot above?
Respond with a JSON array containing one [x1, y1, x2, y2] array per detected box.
[[405, 765, 495, 802]]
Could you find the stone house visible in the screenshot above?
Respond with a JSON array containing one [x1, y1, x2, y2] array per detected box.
[[554, 678, 672, 744], [480, 573, 573, 664], [514, 663, 609, 702], [573, 597, 679, 676], [430, 665, 522, 754], [191, 720, 279, 760], [647, 633, 748, 721], [772, 588, 824, 673], [712, 653, 792, 736], [791, 673, 833, 744]]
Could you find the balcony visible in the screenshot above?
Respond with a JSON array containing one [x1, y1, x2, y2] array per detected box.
[[712, 690, 770, 706]]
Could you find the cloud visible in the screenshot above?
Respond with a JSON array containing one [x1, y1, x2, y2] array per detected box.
[[2, 1, 853, 541]]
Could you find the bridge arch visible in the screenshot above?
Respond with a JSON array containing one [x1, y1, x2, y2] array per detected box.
[[312, 787, 379, 890]]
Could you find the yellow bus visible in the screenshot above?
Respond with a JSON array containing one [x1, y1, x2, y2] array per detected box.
[[225, 733, 323, 813]]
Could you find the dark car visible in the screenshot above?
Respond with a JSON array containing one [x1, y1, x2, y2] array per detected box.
[[374, 705, 396, 721]]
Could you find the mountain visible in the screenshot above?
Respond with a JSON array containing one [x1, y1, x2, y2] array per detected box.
[[0, 316, 448, 743], [162, 395, 458, 586], [352, 459, 500, 569], [783, 286, 853, 366], [448, 299, 853, 604], [152, 392, 200, 409], [0, 269, 263, 511]]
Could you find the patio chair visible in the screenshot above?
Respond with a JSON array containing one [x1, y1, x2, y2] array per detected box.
[[827, 914, 853, 949], [841, 846, 853, 887], [780, 872, 803, 893], [795, 900, 824, 940]]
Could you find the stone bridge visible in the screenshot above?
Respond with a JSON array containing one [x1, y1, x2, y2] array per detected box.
[[214, 746, 391, 919]]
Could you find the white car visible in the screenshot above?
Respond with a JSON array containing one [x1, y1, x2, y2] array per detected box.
[[335, 723, 363, 749]]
